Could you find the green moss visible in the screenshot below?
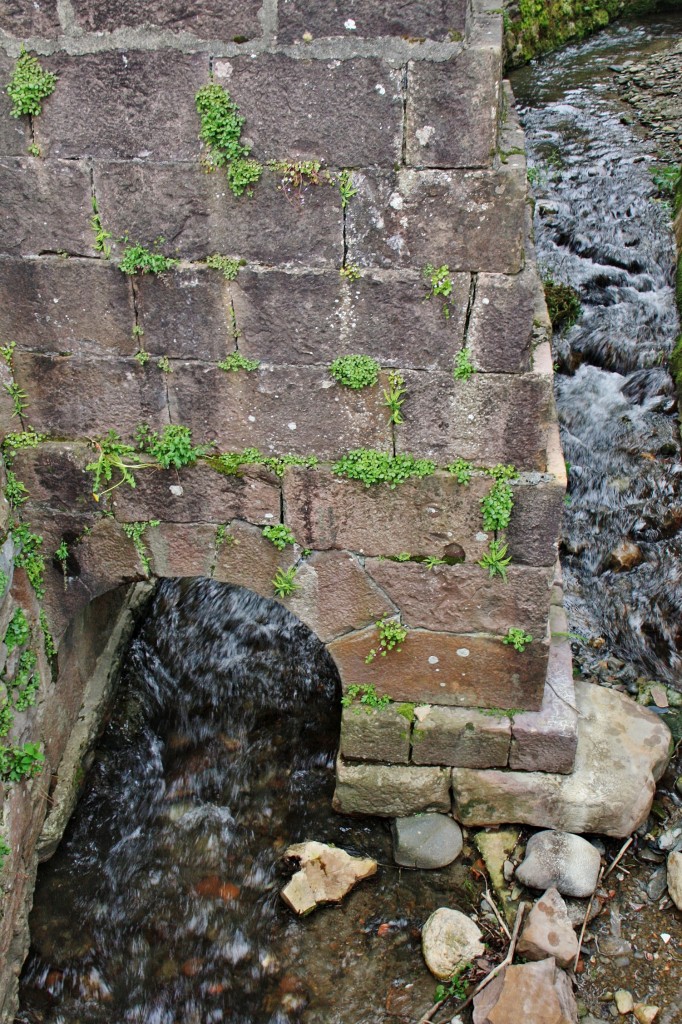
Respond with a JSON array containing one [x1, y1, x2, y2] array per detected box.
[[396, 702, 416, 723]]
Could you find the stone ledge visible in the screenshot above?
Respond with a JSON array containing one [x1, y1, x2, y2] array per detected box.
[[333, 758, 451, 817]]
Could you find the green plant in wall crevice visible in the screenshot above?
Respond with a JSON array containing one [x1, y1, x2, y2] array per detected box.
[[453, 347, 475, 382], [218, 352, 260, 373], [365, 616, 408, 663], [6, 46, 57, 118], [478, 539, 512, 582], [196, 82, 262, 197], [136, 424, 212, 470], [423, 263, 454, 319], [329, 354, 380, 390], [341, 683, 391, 714], [502, 627, 533, 652], [262, 524, 296, 551], [122, 520, 159, 578], [332, 449, 436, 489], [383, 371, 406, 425], [205, 253, 245, 280], [119, 241, 179, 276], [272, 565, 299, 598]]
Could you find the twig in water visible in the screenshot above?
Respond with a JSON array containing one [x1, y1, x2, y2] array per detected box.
[[574, 865, 604, 972]]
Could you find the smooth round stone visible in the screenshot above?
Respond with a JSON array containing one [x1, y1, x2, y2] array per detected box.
[[392, 813, 463, 869], [515, 830, 602, 898]]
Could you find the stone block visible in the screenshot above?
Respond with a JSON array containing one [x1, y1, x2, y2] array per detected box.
[[0, 362, 20, 437], [70, 0, 263, 41], [232, 268, 470, 371], [395, 370, 555, 470], [328, 625, 549, 710], [333, 758, 451, 816], [145, 521, 216, 579], [506, 474, 565, 567], [406, 46, 501, 168], [136, 267, 234, 361], [210, 520, 290, 602], [0, 55, 30, 156], [0, 0, 60, 37], [94, 164, 343, 266], [0, 257, 135, 356], [12, 353, 169, 438], [111, 463, 281, 525], [347, 167, 526, 274], [451, 680, 673, 837], [365, 561, 553, 637], [0, 158, 94, 257], [339, 704, 411, 764], [285, 550, 395, 643], [277, 0, 466, 43], [510, 615, 578, 774], [11, 442, 95, 514], [34, 51, 209, 161], [282, 467, 493, 561], [467, 270, 536, 373], [213, 55, 403, 168], [167, 363, 391, 456], [412, 706, 511, 767]]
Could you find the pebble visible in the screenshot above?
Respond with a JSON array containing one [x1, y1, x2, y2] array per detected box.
[[634, 1005, 659, 1024], [645, 864, 668, 902], [615, 990, 634, 1015]]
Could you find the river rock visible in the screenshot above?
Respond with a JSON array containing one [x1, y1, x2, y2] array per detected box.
[[280, 841, 377, 915], [515, 831, 601, 898], [607, 541, 643, 571], [392, 813, 463, 869], [634, 1005, 659, 1024], [667, 851, 682, 911], [472, 958, 577, 1024], [421, 908, 484, 981], [517, 888, 579, 969], [615, 990, 634, 1014]]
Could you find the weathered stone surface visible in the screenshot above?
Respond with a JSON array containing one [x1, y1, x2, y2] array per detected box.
[[510, 615, 578, 774], [472, 959, 577, 1024], [168, 364, 391, 456], [0, 158, 94, 256], [329, 626, 548, 710], [0, 362, 18, 438], [340, 704, 411, 764], [94, 164, 343, 266], [453, 682, 673, 837], [34, 52, 208, 161], [277, 0, 466, 43], [136, 267, 234, 361], [70, 0, 263, 40], [145, 522, 216, 579], [506, 473, 565, 568], [422, 908, 484, 980], [285, 550, 394, 643], [614, 991, 634, 1015], [211, 520, 290, 600], [668, 851, 682, 911], [0, 55, 30, 156], [280, 841, 377, 916], [0, 257, 135, 356], [12, 353, 169, 437], [283, 468, 492, 561], [232, 268, 470, 370], [333, 758, 451, 816], [365, 560, 553, 637], [474, 829, 520, 924], [517, 888, 579, 969], [112, 463, 280, 525], [396, 369, 554, 470], [412, 706, 511, 768], [467, 271, 536, 373], [392, 813, 463, 869], [633, 1005, 659, 1024], [406, 47, 501, 168], [0, 0, 60, 37], [214, 55, 403, 167], [347, 167, 526, 274], [11, 442, 95, 513]]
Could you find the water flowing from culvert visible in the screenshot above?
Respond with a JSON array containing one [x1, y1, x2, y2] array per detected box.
[[511, 15, 682, 687]]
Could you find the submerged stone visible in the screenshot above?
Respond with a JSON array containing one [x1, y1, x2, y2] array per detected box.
[[280, 841, 377, 916]]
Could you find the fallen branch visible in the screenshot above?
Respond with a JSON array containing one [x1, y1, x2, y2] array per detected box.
[[603, 836, 633, 880], [483, 886, 512, 941], [573, 865, 604, 972]]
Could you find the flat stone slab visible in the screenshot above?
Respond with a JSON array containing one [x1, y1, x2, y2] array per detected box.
[[136, 266, 234, 362], [452, 681, 673, 837], [333, 759, 451, 817], [0, 0, 60, 37], [277, 0, 467, 43], [1, 157, 94, 257], [467, 270, 537, 373], [473, 958, 578, 1024], [392, 813, 463, 869], [280, 841, 377, 916]]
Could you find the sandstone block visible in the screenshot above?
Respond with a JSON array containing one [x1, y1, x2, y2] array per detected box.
[[422, 908, 484, 980], [34, 51, 209, 161], [467, 270, 536, 373], [277, 0, 466, 43], [667, 851, 682, 911], [232, 268, 470, 371], [94, 164, 343, 266], [0, 0, 60, 37], [329, 626, 548, 710], [406, 46, 501, 168], [144, 522, 216, 579], [412, 706, 511, 768], [283, 467, 493, 561], [365, 560, 553, 637], [516, 831, 601, 898], [517, 889, 579, 970], [392, 813, 463, 869], [340, 704, 411, 764], [11, 442, 95, 513], [70, 0, 263, 40], [0, 158, 94, 257], [0, 55, 30, 156], [167, 363, 391, 457], [333, 758, 451, 816], [506, 473, 565, 567], [0, 257, 135, 357], [136, 267, 234, 361], [210, 520, 290, 600], [213, 55, 403, 167], [395, 369, 555, 470], [12, 353, 169, 438], [452, 681, 673, 837], [472, 958, 578, 1024], [347, 167, 526, 273]]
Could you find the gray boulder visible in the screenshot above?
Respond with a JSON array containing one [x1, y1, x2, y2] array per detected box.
[[516, 831, 601, 898], [392, 813, 463, 869]]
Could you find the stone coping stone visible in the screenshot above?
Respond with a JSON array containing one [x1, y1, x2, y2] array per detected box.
[[213, 55, 403, 168], [277, 0, 467, 44], [69, 0, 264, 41], [333, 758, 451, 816], [451, 680, 673, 837], [340, 704, 411, 764], [1, 157, 94, 257], [411, 706, 512, 768]]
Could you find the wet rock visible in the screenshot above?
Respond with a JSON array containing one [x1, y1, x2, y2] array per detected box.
[[421, 908, 484, 981], [607, 541, 643, 572], [645, 864, 668, 902], [667, 851, 682, 911], [472, 958, 578, 1024], [516, 831, 601, 898], [392, 813, 463, 869], [280, 841, 377, 916], [615, 990, 634, 1015], [517, 888, 579, 969], [634, 1006, 659, 1024]]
